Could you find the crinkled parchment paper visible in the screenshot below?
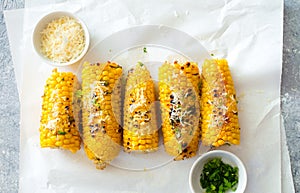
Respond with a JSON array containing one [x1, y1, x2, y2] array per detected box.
[[4, 0, 293, 192]]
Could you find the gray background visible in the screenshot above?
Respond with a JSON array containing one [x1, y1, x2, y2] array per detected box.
[[0, 0, 299, 192]]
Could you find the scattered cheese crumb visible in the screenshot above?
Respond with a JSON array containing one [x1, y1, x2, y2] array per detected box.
[[40, 16, 85, 63]]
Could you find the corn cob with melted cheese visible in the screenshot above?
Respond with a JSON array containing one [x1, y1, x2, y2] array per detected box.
[[159, 61, 201, 160], [123, 62, 159, 152], [200, 59, 240, 147], [81, 61, 122, 169], [39, 68, 81, 153]]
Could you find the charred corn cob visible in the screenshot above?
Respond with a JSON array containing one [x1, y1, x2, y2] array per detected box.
[[123, 62, 159, 152], [200, 59, 240, 147], [159, 61, 201, 160], [39, 68, 81, 153], [81, 61, 122, 169]]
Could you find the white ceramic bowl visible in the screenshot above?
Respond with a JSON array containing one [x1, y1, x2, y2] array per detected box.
[[189, 150, 247, 193], [32, 11, 90, 66]]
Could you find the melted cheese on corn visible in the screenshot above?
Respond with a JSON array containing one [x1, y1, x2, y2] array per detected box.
[[40, 16, 85, 63]]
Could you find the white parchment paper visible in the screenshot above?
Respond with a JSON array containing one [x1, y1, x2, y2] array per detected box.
[[4, 0, 291, 192]]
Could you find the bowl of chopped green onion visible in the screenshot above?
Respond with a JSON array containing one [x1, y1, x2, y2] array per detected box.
[[189, 150, 247, 193]]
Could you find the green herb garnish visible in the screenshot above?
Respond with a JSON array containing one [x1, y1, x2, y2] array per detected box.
[[200, 158, 238, 193], [138, 61, 144, 67], [92, 98, 97, 105], [143, 47, 147, 53], [100, 81, 109, 86], [57, 131, 66, 135], [75, 90, 83, 98], [198, 81, 202, 91]]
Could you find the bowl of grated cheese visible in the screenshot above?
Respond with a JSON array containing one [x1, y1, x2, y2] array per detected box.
[[33, 11, 90, 66]]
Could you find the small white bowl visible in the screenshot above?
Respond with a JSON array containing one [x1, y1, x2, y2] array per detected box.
[[189, 150, 247, 193], [32, 11, 90, 66]]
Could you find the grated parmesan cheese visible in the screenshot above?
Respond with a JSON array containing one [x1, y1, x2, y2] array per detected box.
[[40, 16, 86, 63]]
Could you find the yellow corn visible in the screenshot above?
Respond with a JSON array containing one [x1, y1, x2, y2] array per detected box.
[[81, 61, 122, 169], [200, 59, 240, 147], [123, 62, 159, 152], [159, 61, 201, 160], [39, 68, 81, 153]]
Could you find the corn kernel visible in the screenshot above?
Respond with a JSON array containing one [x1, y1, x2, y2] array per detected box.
[[232, 139, 240, 145], [64, 133, 72, 139], [63, 139, 70, 145], [55, 141, 63, 147]]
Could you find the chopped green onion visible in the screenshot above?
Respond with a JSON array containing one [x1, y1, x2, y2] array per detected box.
[[143, 47, 147, 53], [57, 131, 66, 135], [200, 157, 239, 193], [138, 61, 144, 67], [75, 90, 83, 98]]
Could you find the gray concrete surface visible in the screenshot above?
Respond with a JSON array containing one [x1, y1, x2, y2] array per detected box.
[[0, 1, 23, 193], [0, 0, 299, 193], [282, 0, 300, 192]]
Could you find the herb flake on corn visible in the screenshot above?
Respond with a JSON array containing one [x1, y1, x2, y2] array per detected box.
[[81, 61, 122, 169], [159, 61, 201, 160], [123, 62, 159, 152], [200, 59, 240, 147], [39, 68, 81, 153]]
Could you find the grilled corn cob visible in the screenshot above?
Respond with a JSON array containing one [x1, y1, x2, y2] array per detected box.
[[159, 61, 201, 160], [123, 62, 159, 152], [200, 59, 240, 147], [81, 61, 122, 169], [39, 68, 81, 153]]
